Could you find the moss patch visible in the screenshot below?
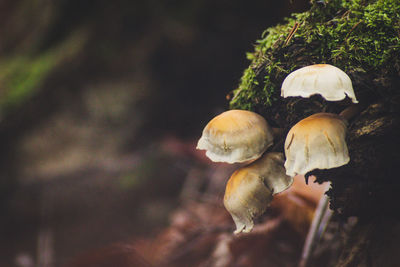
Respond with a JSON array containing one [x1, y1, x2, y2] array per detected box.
[[0, 29, 87, 115], [0, 53, 58, 109], [230, 0, 400, 127]]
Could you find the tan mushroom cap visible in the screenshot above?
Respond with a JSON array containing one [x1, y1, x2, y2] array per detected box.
[[281, 64, 358, 103], [284, 113, 349, 177], [224, 152, 293, 234], [197, 110, 274, 163]]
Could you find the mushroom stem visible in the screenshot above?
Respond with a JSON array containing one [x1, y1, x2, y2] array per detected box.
[[272, 127, 285, 139], [298, 183, 332, 267], [339, 103, 365, 122]]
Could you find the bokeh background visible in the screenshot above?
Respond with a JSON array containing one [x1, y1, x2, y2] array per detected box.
[[0, 0, 310, 266]]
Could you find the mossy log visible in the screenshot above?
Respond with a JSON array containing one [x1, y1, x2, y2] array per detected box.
[[229, 0, 400, 266]]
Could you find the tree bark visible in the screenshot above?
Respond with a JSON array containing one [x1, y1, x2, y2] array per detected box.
[[230, 0, 400, 265]]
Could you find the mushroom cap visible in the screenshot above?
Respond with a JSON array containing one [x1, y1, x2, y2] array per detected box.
[[281, 64, 358, 103], [284, 113, 350, 177], [197, 110, 274, 163], [224, 152, 293, 234]]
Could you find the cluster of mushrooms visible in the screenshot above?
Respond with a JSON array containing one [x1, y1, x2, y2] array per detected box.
[[197, 64, 359, 234]]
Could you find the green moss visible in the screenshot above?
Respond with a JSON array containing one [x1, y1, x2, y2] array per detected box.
[[0, 53, 57, 108], [0, 29, 87, 114], [230, 0, 400, 123]]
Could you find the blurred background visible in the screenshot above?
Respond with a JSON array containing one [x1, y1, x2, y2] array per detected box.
[[0, 0, 312, 266]]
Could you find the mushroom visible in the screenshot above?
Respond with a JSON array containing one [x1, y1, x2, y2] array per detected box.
[[197, 110, 274, 163], [284, 113, 349, 177], [281, 64, 358, 103], [224, 152, 293, 234]]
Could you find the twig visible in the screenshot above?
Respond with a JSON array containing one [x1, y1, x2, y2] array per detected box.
[[345, 21, 362, 41], [284, 22, 300, 46], [298, 183, 331, 267], [37, 191, 54, 267], [340, 10, 351, 20], [37, 228, 54, 267]]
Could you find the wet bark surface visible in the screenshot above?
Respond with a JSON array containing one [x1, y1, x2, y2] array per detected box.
[[306, 96, 400, 266]]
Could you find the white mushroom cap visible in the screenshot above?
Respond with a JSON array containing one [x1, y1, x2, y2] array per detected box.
[[284, 113, 350, 177], [224, 152, 293, 234], [197, 110, 274, 163], [281, 64, 358, 103]]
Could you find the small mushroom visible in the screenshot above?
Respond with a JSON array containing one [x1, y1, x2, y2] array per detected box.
[[197, 110, 274, 163], [284, 113, 349, 177], [224, 152, 293, 234], [281, 64, 358, 103]]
